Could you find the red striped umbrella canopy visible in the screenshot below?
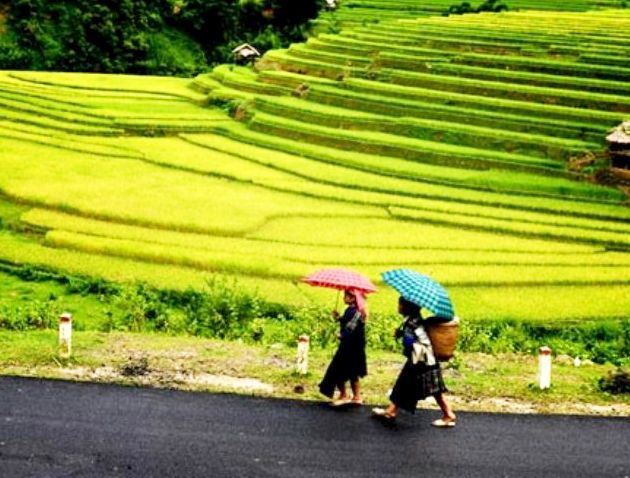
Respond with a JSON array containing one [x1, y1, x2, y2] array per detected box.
[[302, 268, 378, 294]]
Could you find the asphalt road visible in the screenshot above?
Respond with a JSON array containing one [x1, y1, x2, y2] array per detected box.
[[0, 377, 628, 478]]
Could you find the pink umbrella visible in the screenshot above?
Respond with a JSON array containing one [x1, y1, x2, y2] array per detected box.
[[303, 268, 377, 311], [303, 268, 378, 293]]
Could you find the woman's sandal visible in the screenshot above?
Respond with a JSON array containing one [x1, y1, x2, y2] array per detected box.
[[431, 417, 456, 428], [331, 398, 352, 407], [371, 407, 396, 420]]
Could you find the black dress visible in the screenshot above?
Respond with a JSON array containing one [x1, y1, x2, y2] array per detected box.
[[319, 305, 367, 398], [389, 316, 448, 413]]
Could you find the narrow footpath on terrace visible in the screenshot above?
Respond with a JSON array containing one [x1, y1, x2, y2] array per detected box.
[[1, 377, 628, 478]]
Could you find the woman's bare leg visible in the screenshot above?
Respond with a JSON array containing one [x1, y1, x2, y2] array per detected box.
[[350, 380, 362, 402], [372, 402, 398, 418], [337, 382, 348, 399], [385, 403, 399, 417], [434, 393, 456, 421]]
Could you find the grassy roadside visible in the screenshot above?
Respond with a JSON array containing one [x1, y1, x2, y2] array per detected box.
[[1, 330, 628, 417], [0, 262, 627, 416]]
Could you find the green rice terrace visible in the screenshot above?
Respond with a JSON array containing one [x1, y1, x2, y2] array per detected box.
[[316, 0, 627, 29], [0, 6, 629, 338]]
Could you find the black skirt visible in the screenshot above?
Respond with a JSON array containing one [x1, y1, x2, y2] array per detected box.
[[319, 334, 367, 398], [389, 359, 448, 413]]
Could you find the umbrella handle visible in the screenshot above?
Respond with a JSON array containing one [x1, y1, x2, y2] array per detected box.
[[335, 289, 340, 313]]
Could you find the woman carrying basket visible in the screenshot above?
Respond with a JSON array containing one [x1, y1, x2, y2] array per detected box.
[[372, 296, 456, 427]]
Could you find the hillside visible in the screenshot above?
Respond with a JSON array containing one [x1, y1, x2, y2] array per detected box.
[[0, 6, 629, 325], [316, 0, 627, 28]]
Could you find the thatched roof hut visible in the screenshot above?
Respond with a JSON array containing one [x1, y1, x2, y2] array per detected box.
[[606, 121, 630, 169], [607, 122, 630, 145], [232, 43, 260, 63]]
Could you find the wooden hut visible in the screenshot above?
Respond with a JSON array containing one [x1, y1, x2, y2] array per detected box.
[[232, 43, 261, 64], [606, 121, 630, 169]]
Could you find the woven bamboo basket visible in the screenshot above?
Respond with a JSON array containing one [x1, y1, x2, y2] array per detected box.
[[426, 316, 459, 361]]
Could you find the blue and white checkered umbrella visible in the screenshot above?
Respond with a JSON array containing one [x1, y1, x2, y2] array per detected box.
[[381, 268, 454, 319]]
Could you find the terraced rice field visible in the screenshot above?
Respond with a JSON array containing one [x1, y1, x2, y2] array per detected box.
[[1, 7, 629, 323], [315, 0, 625, 30]]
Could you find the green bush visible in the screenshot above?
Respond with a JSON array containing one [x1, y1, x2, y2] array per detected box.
[[457, 319, 629, 365], [365, 312, 399, 351], [459, 319, 531, 354], [181, 277, 263, 339], [598, 368, 630, 394], [248, 25, 283, 54], [1, 262, 628, 366], [0, 298, 59, 330], [105, 283, 170, 333], [251, 305, 335, 348], [173, 0, 240, 65], [0, 34, 33, 69], [619, 318, 630, 359], [444, 0, 508, 16], [142, 27, 207, 76]]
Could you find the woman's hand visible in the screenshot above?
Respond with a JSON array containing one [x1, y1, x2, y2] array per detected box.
[[332, 310, 340, 319]]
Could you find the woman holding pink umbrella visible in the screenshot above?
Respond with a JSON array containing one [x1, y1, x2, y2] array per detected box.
[[318, 288, 369, 406], [302, 268, 377, 407]]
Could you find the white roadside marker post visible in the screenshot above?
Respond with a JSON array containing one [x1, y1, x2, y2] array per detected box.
[[538, 346, 552, 389], [59, 312, 72, 358], [296, 335, 310, 375]]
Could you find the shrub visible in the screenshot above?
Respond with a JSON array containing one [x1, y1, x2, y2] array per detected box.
[[106, 283, 171, 333], [457, 319, 629, 365], [173, 0, 240, 65], [477, 0, 509, 13], [252, 305, 335, 348], [444, 0, 508, 16], [0, 298, 59, 330], [0, 35, 33, 69], [247, 25, 283, 53], [182, 277, 262, 339], [142, 27, 207, 76], [598, 368, 630, 394], [64, 276, 120, 296], [2, 262, 628, 364], [620, 318, 630, 359], [458, 319, 531, 354], [365, 312, 399, 351]]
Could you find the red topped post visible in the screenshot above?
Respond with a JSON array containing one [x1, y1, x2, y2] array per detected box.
[[538, 346, 552, 389], [59, 312, 72, 358], [296, 335, 310, 375]]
